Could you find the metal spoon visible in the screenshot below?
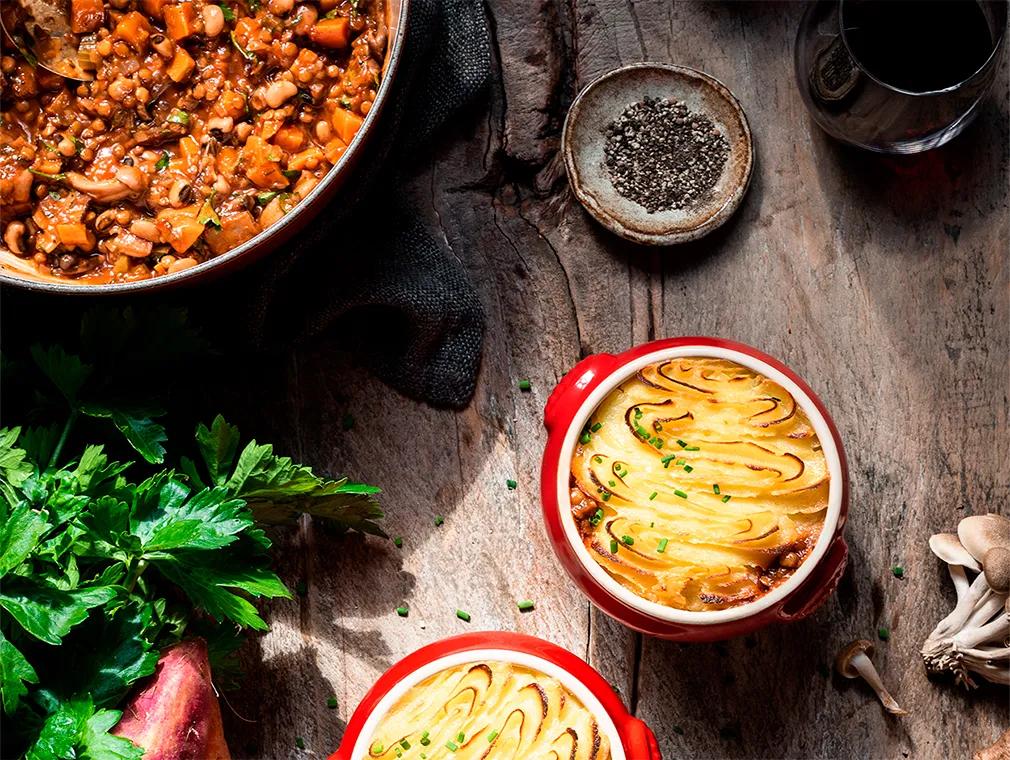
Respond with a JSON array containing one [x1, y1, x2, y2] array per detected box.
[[0, 0, 95, 81]]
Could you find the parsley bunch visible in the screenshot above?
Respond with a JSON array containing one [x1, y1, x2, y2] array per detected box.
[[0, 309, 381, 759]]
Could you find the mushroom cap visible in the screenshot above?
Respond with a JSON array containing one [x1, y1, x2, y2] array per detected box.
[[984, 546, 1010, 594], [929, 532, 981, 572], [836, 639, 874, 678], [959, 514, 1010, 565]]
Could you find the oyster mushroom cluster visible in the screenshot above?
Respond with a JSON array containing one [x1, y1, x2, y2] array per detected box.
[[922, 514, 1010, 688]]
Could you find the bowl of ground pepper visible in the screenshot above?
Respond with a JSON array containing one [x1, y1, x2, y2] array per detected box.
[[562, 63, 754, 245]]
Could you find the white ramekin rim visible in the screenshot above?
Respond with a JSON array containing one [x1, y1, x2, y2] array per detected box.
[[349, 648, 627, 760], [556, 344, 845, 626]]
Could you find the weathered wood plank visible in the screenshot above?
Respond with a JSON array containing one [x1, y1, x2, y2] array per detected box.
[[226, 2, 1009, 758]]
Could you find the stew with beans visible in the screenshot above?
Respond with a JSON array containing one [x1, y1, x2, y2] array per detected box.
[[0, 0, 386, 282]]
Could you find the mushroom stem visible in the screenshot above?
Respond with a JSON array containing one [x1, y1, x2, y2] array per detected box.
[[965, 591, 1007, 630], [849, 651, 909, 715], [955, 615, 1010, 651], [934, 572, 991, 639]]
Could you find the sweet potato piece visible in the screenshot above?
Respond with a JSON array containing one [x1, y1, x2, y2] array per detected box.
[[273, 125, 304, 152], [205, 210, 260, 254], [114, 11, 153, 52], [142, 0, 169, 19], [113, 639, 231, 760], [216, 146, 240, 176], [164, 3, 198, 42], [71, 0, 104, 33], [156, 206, 205, 252], [242, 136, 287, 189], [56, 222, 89, 247], [166, 48, 195, 82], [214, 89, 246, 120], [330, 108, 363, 145], [308, 17, 350, 48]]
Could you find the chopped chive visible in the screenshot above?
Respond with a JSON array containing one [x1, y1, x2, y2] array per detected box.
[[621, 535, 634, 545], [649, 491, 658, 501], [721, 495, 731, 503], [591, 422, 602, 432], [683, 464, 694, 473], [891, 565, 904, 578], [649, 521, 654, 527], [713, 484, 721, 495], [580, 432, 591, 445], [677, 439, 688, 448], [634, 408, 643, 418], [518, 379, 532, 391], [456, 609, 471, 622], [674, 489, 688, 499], [878, 627, 890, 641], [401, 739, 411, 749], [420, 732, 430, 746], [601, 491, 611, 501], [393, 536, 403, 548], [396, 606, 409, 617], [371, 743, 385, 754], [657, 538, 669, 553], [327, 696, 338, 709], [593, 456, 603, 463], [295, 737, 305, 749], [608, 480, 616, 487], [506, 479, 517, 490], [487, 730, 499, 742], [685, 446, 700, 451], [610, 539, 619, 553], [456, 732, 465, 743], [435, 515, 444, 526], [635, 425, 650, 438], [590, 508, 604, 526], [654, 422, 663, 431], [676, 459, 686, 466], [446, 740, 458, 752], [517, 599, 535, 612], [661, 454, 677, 466], [654, 438, 664, 449]]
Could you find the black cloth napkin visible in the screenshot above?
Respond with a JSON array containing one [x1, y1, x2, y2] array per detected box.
[[250, 0, 491, 409]]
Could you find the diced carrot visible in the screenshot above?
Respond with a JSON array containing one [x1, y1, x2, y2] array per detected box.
[[273, 126, 304, 152], [288, 146, 324, 171], [164, 3, 198, 42], [246, 162, 287, 189], [70, 0, 104, 33], [141, 0, 168, 20], [156, 207, 205, 253], [258, 113, 284, 141], [323, 138, 346, 164], [205, 211, 260, 255], [178, 135, 200, 167], [56, 222, 89, 247], [330, 108, 363, 145], [214, 90, 246, 120], [216, 146, 240, 176], [114, 11, 153, 52], [308, 18, 350, 48], [166, 48, 195, 82]]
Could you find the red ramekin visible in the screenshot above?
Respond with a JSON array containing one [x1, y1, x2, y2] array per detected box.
[[329, 632, 660, 759], [540, 337, 850, 642]]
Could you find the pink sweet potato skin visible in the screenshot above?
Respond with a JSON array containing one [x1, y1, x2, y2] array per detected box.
[[113, 638, 231, 760]]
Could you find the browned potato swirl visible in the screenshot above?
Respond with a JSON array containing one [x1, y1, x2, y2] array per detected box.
[[571, 357, 829, 612], [363, 661, 611, 760]]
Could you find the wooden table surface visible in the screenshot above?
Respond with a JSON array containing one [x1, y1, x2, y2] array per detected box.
[[224, 2, 1010, 758]]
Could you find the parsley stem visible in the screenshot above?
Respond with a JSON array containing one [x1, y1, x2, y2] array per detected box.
[[125, 558, 148, 593], [48, 409, 78, 470]]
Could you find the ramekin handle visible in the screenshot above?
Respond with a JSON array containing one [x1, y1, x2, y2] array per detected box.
[[544, 353, 619, 433], [777, 537, 848, 622], [621, 716, 662, 759]]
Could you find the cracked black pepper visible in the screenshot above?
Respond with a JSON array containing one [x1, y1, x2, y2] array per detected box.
[[604, 97, 730, 213]]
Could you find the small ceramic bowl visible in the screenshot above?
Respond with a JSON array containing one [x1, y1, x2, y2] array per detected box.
[[329, 632, 660, 759], [562, 63, 754, 245], [540, 338, 849, 641]]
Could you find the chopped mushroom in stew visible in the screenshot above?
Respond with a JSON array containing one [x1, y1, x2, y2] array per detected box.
[[0, 0, 386, 282]]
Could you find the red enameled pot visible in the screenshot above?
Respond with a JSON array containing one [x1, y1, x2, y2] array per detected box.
[[329, 632, 660, 759], [540, 337, 850, 642]]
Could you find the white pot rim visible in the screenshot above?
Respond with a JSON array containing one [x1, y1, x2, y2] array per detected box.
[[349, 649, 627, 760], [555, 344, 845, 626]]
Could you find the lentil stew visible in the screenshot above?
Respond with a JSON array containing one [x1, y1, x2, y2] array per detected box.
[[0, 0, 387, 282]]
